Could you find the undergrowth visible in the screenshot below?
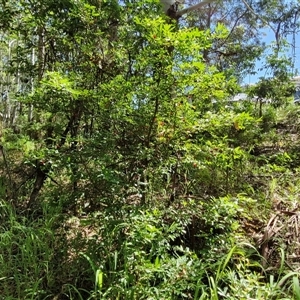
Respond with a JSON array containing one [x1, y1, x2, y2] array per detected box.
[[1, 102, 300, 300]]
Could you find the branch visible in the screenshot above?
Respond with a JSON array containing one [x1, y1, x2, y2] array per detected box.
[[240, 0, 276, 34], [0, 144, 13, 196], [176, 0, 216, 18]]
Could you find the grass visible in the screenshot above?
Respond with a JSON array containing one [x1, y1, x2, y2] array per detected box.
[[1, 195, 299, 299], [1, 105, 300, 299]]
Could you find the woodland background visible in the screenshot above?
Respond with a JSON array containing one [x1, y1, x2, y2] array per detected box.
[[1, 0, 300, 299]]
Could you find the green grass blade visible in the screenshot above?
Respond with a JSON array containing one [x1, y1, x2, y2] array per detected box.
[[293, 276, 300, 300]]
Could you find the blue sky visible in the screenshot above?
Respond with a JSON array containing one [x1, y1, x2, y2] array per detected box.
[[246, 29, 300, 84]]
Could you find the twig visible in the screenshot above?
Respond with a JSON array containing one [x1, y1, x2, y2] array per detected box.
[[240, 0, 276, 35]]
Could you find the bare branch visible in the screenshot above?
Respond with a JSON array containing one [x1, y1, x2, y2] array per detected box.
[[176, 0, 216, 18], [240, 0, 276, 34]]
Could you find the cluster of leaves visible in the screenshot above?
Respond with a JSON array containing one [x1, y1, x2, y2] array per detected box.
[[0, 0, 300, 299]]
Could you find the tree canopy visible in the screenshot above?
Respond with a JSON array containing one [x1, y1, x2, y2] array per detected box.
[[1, 0, 300, 299]]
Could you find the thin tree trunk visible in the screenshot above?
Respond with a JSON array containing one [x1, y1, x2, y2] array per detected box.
[[27, 160, 50, 208]]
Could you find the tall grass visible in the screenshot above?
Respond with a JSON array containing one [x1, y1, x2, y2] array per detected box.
[[1, 197, 299, 299]]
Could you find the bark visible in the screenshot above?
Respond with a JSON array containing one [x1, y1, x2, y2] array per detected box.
[[161, 0, 216, 19], [176, 0, 216, 18], [27, 160, 50, 209]]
